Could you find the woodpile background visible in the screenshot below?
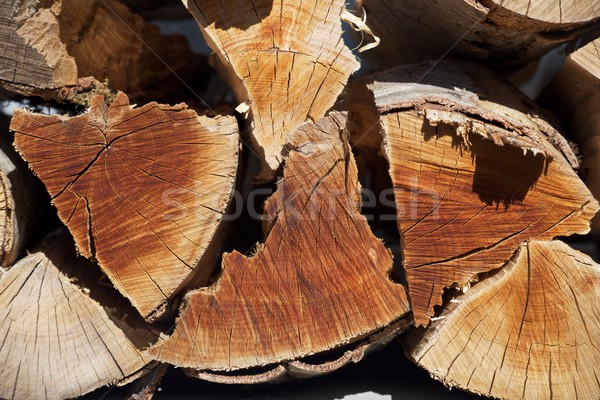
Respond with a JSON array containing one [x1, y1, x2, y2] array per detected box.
[[1, 0, 600, 399]]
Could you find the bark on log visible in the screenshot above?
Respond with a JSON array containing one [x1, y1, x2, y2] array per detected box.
[[0, 132, 35, 268], [10, 92, 239, 321], [542, 39, 600, 235], [348, 60, 599, 326], [147, 112, 410, 375], [182, 0, 360, 177], [0, 230, 157, 400], [354, 0, 600, 68], [404, 240, 600, 399], [0, 0, 204, 100]]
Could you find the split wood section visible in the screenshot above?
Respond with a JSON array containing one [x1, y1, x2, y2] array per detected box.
[[542, 39, 600, 235], [0, 231, 157, 400], [349, 61, 599, 326], [148, 112, 410, 371], [355, 0, 600, 68], [0, 0, 202, 99], [404, 240, 600, 399], [183, 0, 360, 175], [10, 93, 239, 320], [0, 134, 35, 268]]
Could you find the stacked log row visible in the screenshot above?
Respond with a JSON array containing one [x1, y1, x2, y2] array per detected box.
[[0, 0, 599, 399]]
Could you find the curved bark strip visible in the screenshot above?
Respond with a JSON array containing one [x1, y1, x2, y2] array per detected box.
[[354, 0, 600, 68], [0, 0, 203, 99], [405, 240, 600, 399], [10, 92, 239, 320], [185, 315, 411, 383], [183, 0, 360, 176], [350, 61, 599, 326], [543, 39, 600, 235], [0, 230, 157, 400], [148, 112, 410, 372]]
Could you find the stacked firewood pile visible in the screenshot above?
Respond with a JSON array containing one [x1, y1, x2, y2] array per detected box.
[[1, 0, 600, 398]]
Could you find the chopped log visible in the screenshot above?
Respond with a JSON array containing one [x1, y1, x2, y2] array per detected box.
[[404, 240, 600, 399], [354, 0, 600, 68], [0, 0, 204, 100], [542, 38, 600, 235], [10, 92, 239, 321], [0, 132, 35, 267], [183, 0, 360, 176], [147, 112, 410, 374], [348, 60, 599, 326], [0, 230, 157, 400]]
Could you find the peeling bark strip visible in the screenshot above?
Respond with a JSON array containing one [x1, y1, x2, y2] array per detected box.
[[355, 0, 600, 68], [0, 230, 157, 400], [148, 112, 410, 372], [405, 240, 600, 400], [10, 92, 239, 320], [349, 61, 599, 326], [0, 0, 202, 99], [183, 0, 360, 175], [542, 39, 600, 235]]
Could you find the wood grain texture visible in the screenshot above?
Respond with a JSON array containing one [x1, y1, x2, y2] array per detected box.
[[542, 39, 600, 234], [10, 92, 239, 320], [148, 112, 410, 372], [1, 0, 203, 99], [183, 0, 360, 175], [405, 240, 600, 399], [350, 61, 599, 326], [354, 0, 600, 68], [0, 230, 157, 400], [0, 134, 35, 268]]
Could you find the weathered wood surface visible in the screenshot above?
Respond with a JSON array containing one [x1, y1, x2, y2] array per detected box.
[[543, 38, 600, 235], [0, 0, 203, 99], [349, 61, 598, 326], [148, 112, 410, 373], [0, 132, 35, 268], [183, 0, 360, 177], [0, 231, 157, 400], [354, 0, 600, 68], [405, 240, 600, 399], [10, 93, 239, 320]]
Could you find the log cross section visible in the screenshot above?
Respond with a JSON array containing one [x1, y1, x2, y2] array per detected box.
[[10, 93, 239, 320]]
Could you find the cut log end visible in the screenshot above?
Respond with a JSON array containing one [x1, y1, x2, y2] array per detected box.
[[0, 0, 204, 100], [10, 92, 240, 320], [404, 240, 600, 400], [147, 112, 410, 372], [542, 38, 600, 236], [349, 60, 599, 326], [184, 0, 360, 176], [0, 230, 157, 400]]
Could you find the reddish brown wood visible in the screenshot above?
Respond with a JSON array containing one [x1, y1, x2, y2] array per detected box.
[[10, 93, 239, 320], [349, 61, 598, 326], [148, 112, 410, 372]]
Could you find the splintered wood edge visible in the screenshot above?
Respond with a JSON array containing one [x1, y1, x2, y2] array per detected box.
[[182, 0, 360, 175], [0, 230, 158, 400], [368, 61, 579, 169], [403, 240, 600, 399], [146, 112, 409, 372], [10, 93, 240, 321], [185, 316, 412, 384]]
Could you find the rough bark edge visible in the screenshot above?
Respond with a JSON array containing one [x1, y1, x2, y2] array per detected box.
[[184, 315, 412, 384]]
